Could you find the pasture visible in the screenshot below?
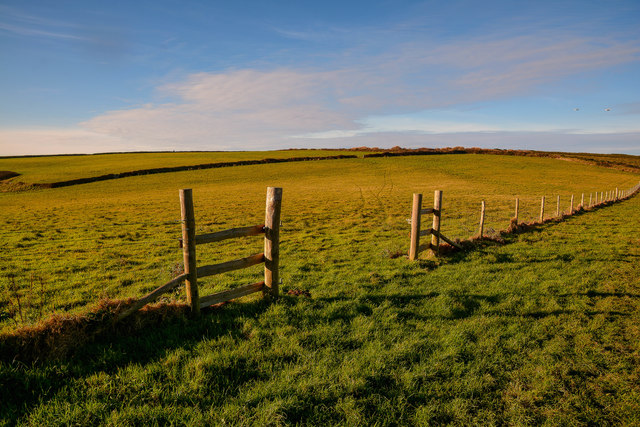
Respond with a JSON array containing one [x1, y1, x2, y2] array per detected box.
[[1, 152, 639, 425], [0, 149, 359, 184]]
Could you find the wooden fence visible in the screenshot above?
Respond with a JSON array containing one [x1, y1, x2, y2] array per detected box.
[[408, 190, 462, 260], [118, 187, 282, 320], [410, 181, 640, 259]]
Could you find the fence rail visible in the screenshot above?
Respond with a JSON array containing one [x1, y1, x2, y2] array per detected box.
[[118, 187, 282, 320]]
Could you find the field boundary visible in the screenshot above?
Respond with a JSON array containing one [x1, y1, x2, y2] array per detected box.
[[409, 181, 640, 258], [7, 154, 357, 190], [2, 179, 639, 363], [4, 148, 638, 192]]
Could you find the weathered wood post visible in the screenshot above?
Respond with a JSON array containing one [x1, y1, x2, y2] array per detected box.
[[600, 191, 603, 204], [589, 193, 592, 207], [431, 190, 442, 256], [570, 195, 574, 214], [580, 193, 584, 209], [556, 195, 560, 217], [479, 200, 486, 238], [180, 189, 200, 315], [264, 187, 282, 298], [539, 196, 545, 222], [514, 198, 519, 225], [409, 193, 422, 260], [615, 188, 618, 200]]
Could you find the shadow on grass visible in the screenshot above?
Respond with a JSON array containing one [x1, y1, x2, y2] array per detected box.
[[0, 298, 274, 423], [317, 289, 637, 323], [317, 292, 502, 321]]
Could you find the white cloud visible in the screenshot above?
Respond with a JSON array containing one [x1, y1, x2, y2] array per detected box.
[[0, 128, 153, 156], [3, 32, 639, 155], [292, 131, 640, 155]]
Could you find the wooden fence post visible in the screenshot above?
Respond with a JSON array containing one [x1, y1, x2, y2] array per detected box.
[[264, 187, 282, 298], [479, 200, 486, 238], [180, 189, 200, 315], [514, 198, 519, 225], [431, 190, 442, 256], [556, 195, 560, 217], [580, 193, 584, 209], [615, 188, 618, 200], [600, 191, 603, 204], [540, 196, 545, 222], [589, 193, 592, 207], [409, 193, 422, 260], [570, 195, 574, 214]]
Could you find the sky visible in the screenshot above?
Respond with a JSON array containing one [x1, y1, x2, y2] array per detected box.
[[1, 0, 639, 156]]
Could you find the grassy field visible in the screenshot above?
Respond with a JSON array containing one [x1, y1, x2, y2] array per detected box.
[[0, 149, 360, 184], [559, 152, 640, 172], [1, 153, 639, 424]]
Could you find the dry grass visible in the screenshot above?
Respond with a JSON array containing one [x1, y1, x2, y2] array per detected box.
[[0, 299, 191, 364]]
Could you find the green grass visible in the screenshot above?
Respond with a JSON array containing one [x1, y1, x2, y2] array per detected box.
[[559, 151, 640, 171], [0, 149, 360, 184], [1, 153, 639, 424]]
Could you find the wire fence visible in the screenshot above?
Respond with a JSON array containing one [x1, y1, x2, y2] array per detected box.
[[409, 181, 640, 258], [2, 179, 639, 329]]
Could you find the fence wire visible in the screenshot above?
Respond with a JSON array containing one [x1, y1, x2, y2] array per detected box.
[[2, 179, 638, 329]]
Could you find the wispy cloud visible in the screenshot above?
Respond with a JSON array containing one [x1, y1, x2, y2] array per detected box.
[[74, 31, 639, 150], [0, 128, 134, 156], [0, 22, 85, 40], [0, 5, 131, 58], [3, 22, 638, 156], [0, 5, 86, 41]]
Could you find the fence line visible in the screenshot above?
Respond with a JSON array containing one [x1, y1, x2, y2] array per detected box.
[[3, 178, 639, 326], [409, 180, 640, 258]]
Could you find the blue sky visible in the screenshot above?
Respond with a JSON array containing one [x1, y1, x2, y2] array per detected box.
[[1, 0, 639, 155]]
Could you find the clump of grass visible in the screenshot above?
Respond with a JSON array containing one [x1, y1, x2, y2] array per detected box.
[[2, 274, 51, 327], [0, 298, 190, 364]]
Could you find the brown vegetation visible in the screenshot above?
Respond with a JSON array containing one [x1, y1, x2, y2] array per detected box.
[[0, 299, 191, 364]]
